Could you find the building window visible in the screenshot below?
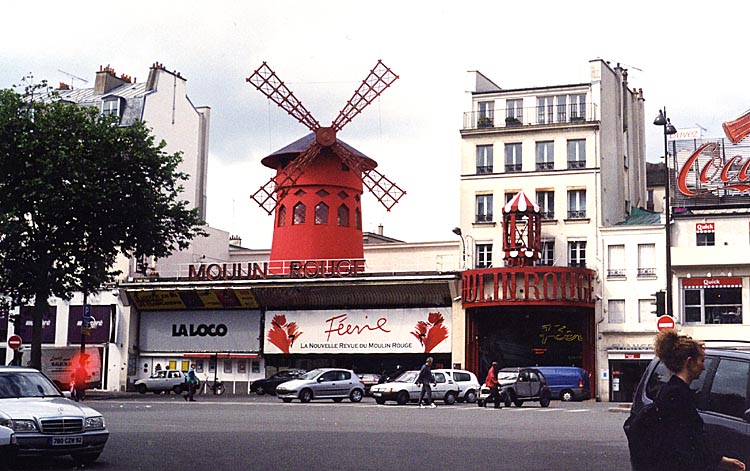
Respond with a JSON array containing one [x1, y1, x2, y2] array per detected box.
[[476, 145, 493, 174], [535, 141, 554, 171], [697, 232, 715, 246], [568, 240, 586, 267], [293, 202, 306, 225], [637, 244, 656, 276], [567, 190, 586, 219], [337, 205, 349, 227], [314, 202, 329, 225], [536, 191, 554, 220], [478, 101, 494, 127], [540, 240, 554, 266], [355, 208, 361, 230], [607, 244, 626, 278], [638, 299, 655, 323], [475, 194, 493, 223], [567, 139, 586, 169], [476, 243, 492, 268], [101, 97, 122, 118], [506, 99, 523, 121], [504, 143, 522, 172], [684, 281, 742, 324], [647, 189, 655, 211], [555, 95, 567, 122], [536, 96, 554, 124], [570, 94, 586, 120], [277, 205, 286, 227], [608, 299, 625, 324]]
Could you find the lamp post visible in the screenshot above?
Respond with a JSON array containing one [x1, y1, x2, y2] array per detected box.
[[452, 227, 466, 270], [653, 108, 677, 317]]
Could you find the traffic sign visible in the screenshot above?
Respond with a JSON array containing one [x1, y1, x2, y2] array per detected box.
[[657, 315, 675, 332], [7, 335, 22, 350]]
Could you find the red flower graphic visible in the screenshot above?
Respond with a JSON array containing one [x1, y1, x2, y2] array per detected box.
[[411, 312, 449, 353], [267, 314, 303, 354]]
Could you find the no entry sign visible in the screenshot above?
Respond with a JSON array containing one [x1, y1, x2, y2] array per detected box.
[[7, 335, 22, 350], [657, 315, 675, 332]]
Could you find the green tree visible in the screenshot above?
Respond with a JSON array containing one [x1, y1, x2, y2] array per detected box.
[[0, 78, 205, 369]]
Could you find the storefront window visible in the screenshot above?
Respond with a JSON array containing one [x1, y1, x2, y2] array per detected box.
[[683, 281, 742, 324], [223, 360, 232, 374], [251, 361, 260, 373]]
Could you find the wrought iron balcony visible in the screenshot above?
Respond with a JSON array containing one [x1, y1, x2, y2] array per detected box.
[[463, 103, 598, 130]]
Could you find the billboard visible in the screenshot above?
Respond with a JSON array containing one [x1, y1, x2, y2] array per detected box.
[[263, 308, 452, 355], [139, 310, 261, 352]]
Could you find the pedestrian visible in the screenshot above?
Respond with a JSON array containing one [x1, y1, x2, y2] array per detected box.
[[483, 361, 502, 408], [416, 356, 436, 408], [71, 361, 88, 402], [184, 363, 199, 402], [647, 329, 745, 471]]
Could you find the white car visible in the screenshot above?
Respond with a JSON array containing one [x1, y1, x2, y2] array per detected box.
[[0, 425, 17, 471], [438, 369, 480, 403], [134, 369, 188, 394], [370, 369, 461, 405], [0, 366, 108, 465]]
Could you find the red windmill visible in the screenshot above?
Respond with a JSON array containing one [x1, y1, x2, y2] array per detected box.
[[502, 191, 542, 267], [246, 61, 405, 272]]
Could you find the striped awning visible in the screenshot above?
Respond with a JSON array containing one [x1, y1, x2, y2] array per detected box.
[[503, 190, 540, 214]]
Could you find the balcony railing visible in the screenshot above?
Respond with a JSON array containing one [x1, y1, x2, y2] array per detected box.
[[637, 267, 656, 277], [463, 103, 598, 130], [567, 160, 586, 169], [476, 165, 493, 174], [504, 163, 522, 173], [607, 268, 626, 278], [567, 210, 587, 220], [536, 161, 554, 171], [475, 213, 493, 223], [540, 211, 555, 220]]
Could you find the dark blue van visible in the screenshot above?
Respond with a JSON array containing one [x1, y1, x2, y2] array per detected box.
[[534, 366, 590, 401]]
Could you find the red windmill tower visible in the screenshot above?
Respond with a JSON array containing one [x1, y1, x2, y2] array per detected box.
[[502, 191, 542, 267], [246, 61, 405, 272]]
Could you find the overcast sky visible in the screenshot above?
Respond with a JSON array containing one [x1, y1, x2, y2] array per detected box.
[[2, 1, 748, 249]]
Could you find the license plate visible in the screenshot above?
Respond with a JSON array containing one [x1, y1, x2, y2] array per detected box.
[[372, 392, 382, 397], [50, 436, 83, 446]]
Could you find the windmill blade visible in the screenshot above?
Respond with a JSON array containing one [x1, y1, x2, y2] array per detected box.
[[331, 60, 399, 132], [246, 62, 321, 132], [331, 141, 405, 211], [251, 144, 322, 214]]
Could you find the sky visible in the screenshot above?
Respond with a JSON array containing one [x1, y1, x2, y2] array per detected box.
[[2, 0, 748, 249]]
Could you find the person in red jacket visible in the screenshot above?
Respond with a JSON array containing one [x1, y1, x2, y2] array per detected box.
[[483, 361, 502, 408]]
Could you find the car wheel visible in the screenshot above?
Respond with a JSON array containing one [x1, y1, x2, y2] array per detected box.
[[256, 385, 265, 395], [513, 399, 524, 407], [444, 391, 457, 405], [396, 391, 409, 405], [173, 385, 183, 395], [503, 390, 513, 408], [137, 384, 147, 394], [540, 393, 551, 408], [560, 389, 574, 402], [375, 398, 386, 405], [349, 389, 364, 403], [464, 389, 477, 403], [71, 452, 101, 465], [281, 398, 293, 403], [299, 389, 313, 403]]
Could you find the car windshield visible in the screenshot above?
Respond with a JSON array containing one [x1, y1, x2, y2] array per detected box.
[[0, 371, 62, 398], [393, 371, 418, 382], [497, 371, 519, 381], [301, 369, 325, 380]]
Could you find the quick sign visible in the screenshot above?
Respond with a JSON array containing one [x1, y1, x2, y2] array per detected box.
[[263, 308, 452, 355]]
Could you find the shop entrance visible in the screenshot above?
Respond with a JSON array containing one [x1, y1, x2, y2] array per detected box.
[[609, 359, 650, 403]]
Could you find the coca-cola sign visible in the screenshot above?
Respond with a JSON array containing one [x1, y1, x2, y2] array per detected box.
[[677, 142, 750, 196]]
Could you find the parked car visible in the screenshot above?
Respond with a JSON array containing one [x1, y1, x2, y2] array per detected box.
[[0, 426, 17, 471], [369, 369, 461, 405], [276, 368, 365, 403], [534, 366, 590, 401], [439, 369, 480, 403], [356, 373, 381, 395], [0, 366, 108, 465], [481, 367, 552, 407], [631, 344, 750, 464], [250, 369, 306, 395], [134, 369, 189, 394]]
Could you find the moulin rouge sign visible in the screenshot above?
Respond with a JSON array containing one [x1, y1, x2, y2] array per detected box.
[[188, 259, 366, 281]]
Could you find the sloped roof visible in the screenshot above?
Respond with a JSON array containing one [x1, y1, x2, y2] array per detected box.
[[503, 190, 540, 213], [616, 207, 662, 226]]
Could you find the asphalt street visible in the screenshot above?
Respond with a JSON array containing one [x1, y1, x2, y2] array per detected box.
[[12, 394, 633, 471]]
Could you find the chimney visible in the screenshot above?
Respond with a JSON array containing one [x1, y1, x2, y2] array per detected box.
[[58, 82, 71, 91], [377, 224, 384, 236], [229, 235, 242, 247], [94, 65, 129, 95]]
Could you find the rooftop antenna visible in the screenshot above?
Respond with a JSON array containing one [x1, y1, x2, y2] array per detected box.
[[57, 69, 89, 89]]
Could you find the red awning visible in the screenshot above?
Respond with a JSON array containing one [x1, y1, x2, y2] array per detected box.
[[682, 277, 742, 289], [503, 190, 540, 214]]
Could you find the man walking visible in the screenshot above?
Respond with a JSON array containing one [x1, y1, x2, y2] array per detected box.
[[483, 361, 502, 408], [416, 357, 436, 408], [184, 363, 199, 402]]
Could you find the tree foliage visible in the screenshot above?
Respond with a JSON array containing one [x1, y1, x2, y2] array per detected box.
[[0, 78, 205, 368]]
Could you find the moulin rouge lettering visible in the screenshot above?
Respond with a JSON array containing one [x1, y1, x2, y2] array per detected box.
[[678, 143, 750, 196], [323, 314, 390, 341]]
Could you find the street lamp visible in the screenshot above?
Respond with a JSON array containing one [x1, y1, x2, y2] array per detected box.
[[452, 227, 466, 270], [653, 108, 677, 317]]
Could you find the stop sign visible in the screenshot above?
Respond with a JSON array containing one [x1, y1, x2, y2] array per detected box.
[[657, 315, 675, 332], [7, 335, 22, 350]]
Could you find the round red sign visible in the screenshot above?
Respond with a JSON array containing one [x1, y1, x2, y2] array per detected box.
[[7, 335, 22, 350], [657, 315, 675, 332]]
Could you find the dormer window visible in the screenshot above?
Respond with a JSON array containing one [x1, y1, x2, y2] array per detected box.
[[101, 96, 123, 119]]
